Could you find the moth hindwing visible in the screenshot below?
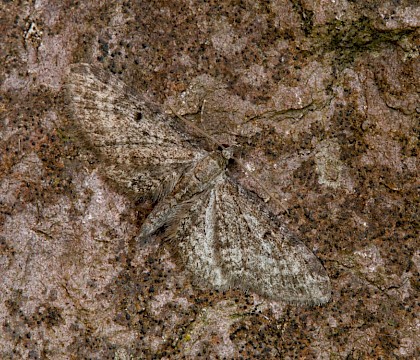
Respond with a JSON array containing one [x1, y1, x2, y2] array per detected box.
[[66, 63, 331, 305]]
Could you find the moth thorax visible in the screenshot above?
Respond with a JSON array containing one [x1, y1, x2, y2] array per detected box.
[[192, 154, 225, 184]]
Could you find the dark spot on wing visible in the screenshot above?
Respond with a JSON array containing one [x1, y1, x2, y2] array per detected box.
[[135, 111, 143, 122]]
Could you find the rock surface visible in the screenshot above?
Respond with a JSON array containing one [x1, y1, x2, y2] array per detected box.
[[1, 1, 418, 358]]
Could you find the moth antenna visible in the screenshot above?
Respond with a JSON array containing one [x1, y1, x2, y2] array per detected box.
[[200, 99, 206, 127], [166, 101, 226, 149]]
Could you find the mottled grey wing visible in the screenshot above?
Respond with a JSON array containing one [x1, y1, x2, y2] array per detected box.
[[178, 175, 331, 305], [66, 63, 205, 198]]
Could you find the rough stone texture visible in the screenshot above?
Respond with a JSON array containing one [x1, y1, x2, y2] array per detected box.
[[1, 1, 418, 359]]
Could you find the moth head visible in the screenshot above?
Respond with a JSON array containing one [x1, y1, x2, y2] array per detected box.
[[222, 142, 242, 157], [221, 146, 234, 160]]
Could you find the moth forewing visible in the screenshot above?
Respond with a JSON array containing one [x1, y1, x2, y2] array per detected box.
[[66, 63, 206, 199]]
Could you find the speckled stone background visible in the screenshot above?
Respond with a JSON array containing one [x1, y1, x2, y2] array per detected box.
[[1, 1, 418, 359]]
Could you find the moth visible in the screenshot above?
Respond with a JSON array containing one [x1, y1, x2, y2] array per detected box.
[[66, 63, 331, 305]]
